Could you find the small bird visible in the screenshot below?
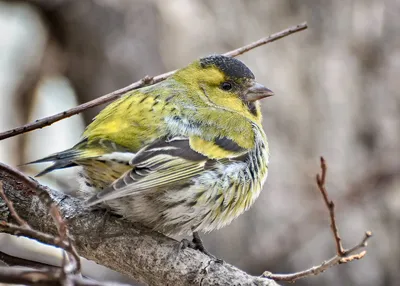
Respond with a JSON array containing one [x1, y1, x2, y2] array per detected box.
[[31, 55, 273, 254]]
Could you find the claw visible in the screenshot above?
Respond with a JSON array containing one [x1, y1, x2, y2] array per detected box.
[[179, 231, 223, 263]]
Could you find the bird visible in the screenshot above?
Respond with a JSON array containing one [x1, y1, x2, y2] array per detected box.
[[30, 54, 274, 255]]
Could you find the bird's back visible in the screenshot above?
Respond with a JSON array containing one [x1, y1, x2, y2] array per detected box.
[[77, 80, 186, 191]]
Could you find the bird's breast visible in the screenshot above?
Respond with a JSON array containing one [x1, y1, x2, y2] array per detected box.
[[188, 127, 269, 232]]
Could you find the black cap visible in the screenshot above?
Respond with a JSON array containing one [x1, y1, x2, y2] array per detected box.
[[200, 55, 255, 80]]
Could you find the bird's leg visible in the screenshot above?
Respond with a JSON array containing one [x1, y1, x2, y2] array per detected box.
[[181, 231, 223, 263], [85, 207, 125, 247], [179, 237, 196, 249], [191, 231, 212, 256]]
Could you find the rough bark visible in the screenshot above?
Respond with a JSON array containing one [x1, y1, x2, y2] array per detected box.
[[0, 162, 278, 286]]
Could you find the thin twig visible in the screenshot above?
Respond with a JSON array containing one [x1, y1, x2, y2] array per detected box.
[[0, 22, 307, 141], [224, 22, 307, 57], [264, 232, 371, 282], [316, 157, 345, 255], [342, 231, 371, 257], [263, 157, 372, 283], [0, 182, 81, 274], [0, 265, 131, 286], [0, 221, 70, 250], [0, 250, 53, 268], [35, 186, 81, 273], [0, 220, 77, 274]]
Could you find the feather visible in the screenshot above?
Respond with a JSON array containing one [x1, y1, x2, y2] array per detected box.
[[86, 137, 217, 206]]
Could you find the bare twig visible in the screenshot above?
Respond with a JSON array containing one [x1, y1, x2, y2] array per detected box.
[[263, 232, 371, 282], [0, 251, 53, 268], [0, 182, 81, 274], [316, 157, 345, 255], [341, 231, 371, 258], [0, 221, 69, 258], [224, 22, 307, 57], [0, 22, 307, 141], [35, 186, 81, 273], [263, 157, 372, 283], [0, 265, 131, 286]]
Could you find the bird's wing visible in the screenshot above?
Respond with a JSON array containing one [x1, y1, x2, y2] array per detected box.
[[85, 135, 248, 206]]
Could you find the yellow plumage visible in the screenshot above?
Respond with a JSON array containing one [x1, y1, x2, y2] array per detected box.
[[31, 55, 274, 238]]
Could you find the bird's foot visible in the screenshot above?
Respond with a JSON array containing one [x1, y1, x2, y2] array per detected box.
[[180, 231, 223, 263]]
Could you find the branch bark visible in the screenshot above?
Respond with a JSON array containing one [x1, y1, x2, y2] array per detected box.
[[0, 162, 278, 286]]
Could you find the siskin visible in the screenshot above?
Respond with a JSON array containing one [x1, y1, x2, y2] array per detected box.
[[31, 55, 274, 253]]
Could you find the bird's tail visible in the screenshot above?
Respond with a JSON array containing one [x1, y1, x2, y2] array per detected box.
[[24, 148, 80, 177]]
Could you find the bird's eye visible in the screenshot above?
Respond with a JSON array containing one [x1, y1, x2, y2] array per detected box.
[[221, 82, 233, 91]]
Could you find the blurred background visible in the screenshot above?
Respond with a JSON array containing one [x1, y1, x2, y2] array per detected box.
[[0, 0, 399, 285]]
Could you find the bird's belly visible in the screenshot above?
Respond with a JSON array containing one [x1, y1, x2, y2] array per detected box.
[[108, 163, 265, 235]]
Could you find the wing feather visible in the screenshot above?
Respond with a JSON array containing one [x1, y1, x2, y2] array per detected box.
[[86, 134, 251, 206], [86, 137, 213, 206]]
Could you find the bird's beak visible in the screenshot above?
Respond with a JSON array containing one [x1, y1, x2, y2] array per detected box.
[[244, 82, 274, 102]]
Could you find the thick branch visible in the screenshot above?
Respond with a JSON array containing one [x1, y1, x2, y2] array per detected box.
[[0, 162, 278, 286], [0, 22, 307, 141]]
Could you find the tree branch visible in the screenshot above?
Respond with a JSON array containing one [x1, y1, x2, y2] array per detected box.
[[263, 157, 372, 282], [0, 265, 131, 286], [0, 181, 81, 275], [315, 157, 345, 255], [0, 251, 51, 268], [0, 22, 307, 141], [0, 162, 279, 286]]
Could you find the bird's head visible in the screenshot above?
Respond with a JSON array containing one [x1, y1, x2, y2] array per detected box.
[[173, 54, 274, 122]]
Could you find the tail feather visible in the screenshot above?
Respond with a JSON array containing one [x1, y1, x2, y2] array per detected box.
[[25, 148, 80, 177], [35, 161, 78, 177], [26, 148, 78, 164]]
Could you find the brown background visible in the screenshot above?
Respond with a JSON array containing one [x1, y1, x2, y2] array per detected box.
[[0, 0, 399, 285]]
